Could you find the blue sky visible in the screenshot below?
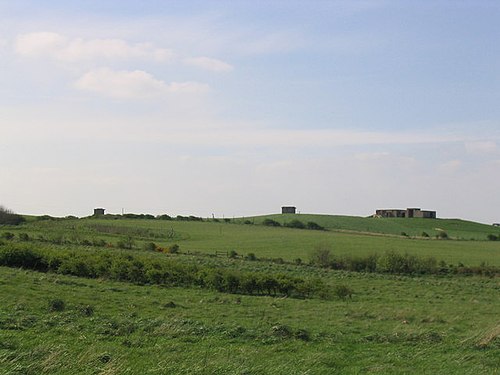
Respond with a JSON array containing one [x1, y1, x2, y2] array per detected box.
[[1, 1, 500, 223]]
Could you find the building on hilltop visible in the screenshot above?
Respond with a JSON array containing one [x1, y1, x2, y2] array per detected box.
[[93, 208, 105, 216], [375, 208, 436, 219], [282, 206, 296, 214]]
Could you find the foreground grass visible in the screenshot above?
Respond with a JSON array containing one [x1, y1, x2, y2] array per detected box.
[[1, 266, 498, 374]]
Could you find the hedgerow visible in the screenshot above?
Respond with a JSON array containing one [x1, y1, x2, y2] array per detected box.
[[0, 243, 331, 299]]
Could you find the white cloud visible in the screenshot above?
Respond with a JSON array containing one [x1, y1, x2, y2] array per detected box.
[[15, 32, 67, 57], [184, 56, 233, 72], [74, 68, 209, 99], [15, 32, 173, 62]]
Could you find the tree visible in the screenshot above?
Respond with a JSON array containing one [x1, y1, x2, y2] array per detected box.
[[0, 206, 25, 225]]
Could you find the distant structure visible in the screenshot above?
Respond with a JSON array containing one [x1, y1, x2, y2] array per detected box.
[[282, 206, 296, 214], [93, 208, 105, 216], [375, 208, 436, 219], [493, 223, 500, 227]]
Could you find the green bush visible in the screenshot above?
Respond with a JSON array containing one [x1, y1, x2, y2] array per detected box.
[[285, 220, 305, 229], [306, 221, 324, 230], [143, 242, 157, 251], [245, 253, 257, 261], [334, 284, 353, 299], [48, 299, 65, 312], [262, 219, 281, 227], [0, 206, 25, 225]]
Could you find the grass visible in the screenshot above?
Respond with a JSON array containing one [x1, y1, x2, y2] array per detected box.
[[1, 214, 499, 373], [4, 215, 499, 266], [246, 213, 500, 240], [0, 265, 498, 374]]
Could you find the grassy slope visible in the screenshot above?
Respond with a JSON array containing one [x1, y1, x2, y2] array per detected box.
[[244, 213, 499, 240], [1, 266, 498, 374], [3, 216, 500, 266]]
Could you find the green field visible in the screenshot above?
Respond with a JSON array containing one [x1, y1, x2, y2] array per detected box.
[[6, 214, 499, 266], [0, 214, 499, 374]]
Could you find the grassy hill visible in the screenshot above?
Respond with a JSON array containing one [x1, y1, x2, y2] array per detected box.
[[1, 213, 499, 374], [242, 213, 499, 240], [3, 214, 499, 266]]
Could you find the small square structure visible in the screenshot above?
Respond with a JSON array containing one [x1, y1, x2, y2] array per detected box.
[[93, 208, 105, 216], [281, 206, 296, 214]]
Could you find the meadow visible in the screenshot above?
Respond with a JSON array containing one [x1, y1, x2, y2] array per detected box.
[[0, 214, 499, 374]]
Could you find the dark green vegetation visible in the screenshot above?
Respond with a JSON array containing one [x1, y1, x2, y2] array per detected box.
[[0, 212, 499, 374], [0, 206, 25, 226]]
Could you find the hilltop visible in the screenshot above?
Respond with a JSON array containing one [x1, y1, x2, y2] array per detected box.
[[239, 213, 498, 240]]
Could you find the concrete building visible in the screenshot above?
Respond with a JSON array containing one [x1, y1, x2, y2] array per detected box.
[[375, 208, 436, 219], [281, 206, 296, 214], [93, 208, 105, 216]]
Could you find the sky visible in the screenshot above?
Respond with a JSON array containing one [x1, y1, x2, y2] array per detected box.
[[1, 1, 500, 223]]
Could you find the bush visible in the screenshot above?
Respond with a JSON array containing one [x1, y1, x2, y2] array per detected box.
[[262, 218, 281, 227], [306, 221, 324, 230], [168, 244, 180, 254], [437, 231, 448, 239], [157, 214, 172, 220], [245, 253, 257, 261], [285, 220, 305, 229], [334, 284, 353, 299], [48, 299, 65, 312], [79, 305, 94, 316], [0, 206, 25, 225], [143, 242, 157, 251], [421, 232, 430, 238], [229, 250, 238, 258], [487, 234, 498, 241], [310, 245, 332, 268]]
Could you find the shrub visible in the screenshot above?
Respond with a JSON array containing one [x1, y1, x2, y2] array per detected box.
[[437, 231, 448, 239], [48, 299, 65, 312], [306, 221, 324, 230], [270, 324, 293, 338], [229, 250, 238, 258], [168, 244, 180, 254], [0, 206, 25, 225], [285, 220, 305, 229], [262, 218, 281, 227], [487, 234, 498, 241], [421, 232, 430, 238], [310, 245, 332, 268], [334, 284, 353, 299], [245, 253, 257, 261], [79, 305, 94, 316], [157, 214, 172, 220], [117, 236, 135, 249], [143, 242, 157, 251]]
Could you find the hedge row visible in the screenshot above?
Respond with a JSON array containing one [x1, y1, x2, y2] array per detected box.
[[0, 243, 331, 299], [310, 250, 499, 277]]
